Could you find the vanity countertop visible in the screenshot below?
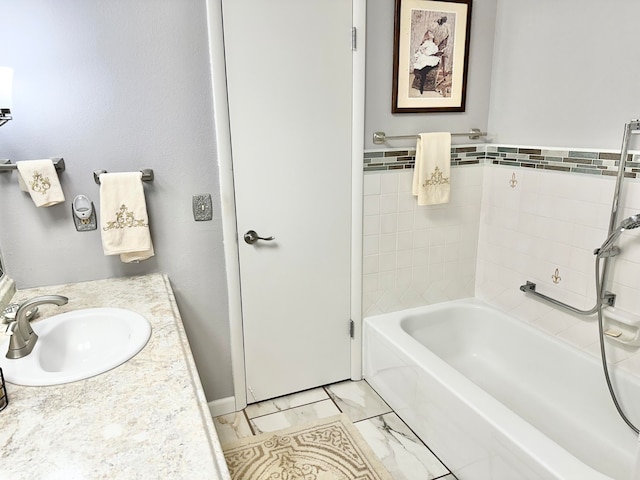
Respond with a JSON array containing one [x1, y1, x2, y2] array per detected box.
[[0, 273, 231, 480]]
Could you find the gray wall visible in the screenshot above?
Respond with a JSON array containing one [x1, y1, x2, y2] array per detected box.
[[364, 0, 498, 149], [488, 0, 640, 149], [0, 0, 232, 401]]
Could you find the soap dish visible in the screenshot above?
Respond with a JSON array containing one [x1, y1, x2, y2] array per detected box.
[[603, 308, 640, 346]]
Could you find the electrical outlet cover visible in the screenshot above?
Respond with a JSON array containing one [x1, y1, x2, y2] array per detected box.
[[72, 204, 97, 231]]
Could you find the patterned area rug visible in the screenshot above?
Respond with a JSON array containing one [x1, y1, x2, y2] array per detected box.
[[223, 414, 393, 480]]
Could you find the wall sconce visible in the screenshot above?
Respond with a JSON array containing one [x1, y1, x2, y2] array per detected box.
[[0, 67, 14, 127]]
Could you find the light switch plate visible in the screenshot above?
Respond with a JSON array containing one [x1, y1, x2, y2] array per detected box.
[[193, 194, 213, 221]]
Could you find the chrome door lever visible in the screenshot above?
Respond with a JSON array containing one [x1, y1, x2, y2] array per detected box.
[[244, 230, 275, 245]]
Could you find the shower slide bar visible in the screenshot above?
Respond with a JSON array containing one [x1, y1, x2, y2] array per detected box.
[[93, 169, 154, 184], [373, 128, 487, 144], [0, 158, 66, 173]]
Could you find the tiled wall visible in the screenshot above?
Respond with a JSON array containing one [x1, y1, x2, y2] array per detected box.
[[362, 163, 483, 317], [363, 143, 640, 376]]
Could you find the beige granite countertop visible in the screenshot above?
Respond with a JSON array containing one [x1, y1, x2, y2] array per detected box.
[[0, 273, 231, 480]]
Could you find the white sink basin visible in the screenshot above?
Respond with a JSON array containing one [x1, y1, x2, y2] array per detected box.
[[0, 308, 151, 386]]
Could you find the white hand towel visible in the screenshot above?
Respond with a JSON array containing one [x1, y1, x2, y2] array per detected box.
[[16, 159, 65, 207], [100, 172, 154, 263], [412, 132, 451, 206]]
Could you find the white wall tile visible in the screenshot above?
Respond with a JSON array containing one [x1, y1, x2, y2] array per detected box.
[[364, 173, 381, 195], [363, 255, 379, 275], [363, 195, 380, 216], [380, 214, 398, 234], [363, 235, 380, 256], [476, 165, 640, 376], [380, 194, 398, 214], [380, 233, 397, 253], [363, 215, 380, 236], [380, 172, 399, 193], [398, 171, 414, 193]]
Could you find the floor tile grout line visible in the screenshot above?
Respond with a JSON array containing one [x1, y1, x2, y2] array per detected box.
[[242, 408, 256, 436], [386, 409, 454, 477], [245, 386, 332, 420], [246, 397, 335, 421]]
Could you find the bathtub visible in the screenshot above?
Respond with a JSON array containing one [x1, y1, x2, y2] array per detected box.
[[363, 298, 640, 480]]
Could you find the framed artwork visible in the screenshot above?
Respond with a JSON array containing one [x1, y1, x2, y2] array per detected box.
[[391, 0, 472, 113]]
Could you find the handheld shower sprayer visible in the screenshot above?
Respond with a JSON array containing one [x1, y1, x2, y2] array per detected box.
[[594, 214, 640, 257]]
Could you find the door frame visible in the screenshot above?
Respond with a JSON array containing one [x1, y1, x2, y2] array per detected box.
[[206, 0, 365, 411]]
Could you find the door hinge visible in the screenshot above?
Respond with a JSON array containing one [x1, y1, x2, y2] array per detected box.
[[349, 319, 355, 338], [351, 27, 357, 51]]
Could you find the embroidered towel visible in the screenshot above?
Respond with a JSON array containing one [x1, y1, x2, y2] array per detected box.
[[16, 159, 65, 207], [100, 172, 154, 263], [412, 132, 451, 205]]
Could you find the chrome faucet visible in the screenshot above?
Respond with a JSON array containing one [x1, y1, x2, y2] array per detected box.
[[5, 295, 68, 359]]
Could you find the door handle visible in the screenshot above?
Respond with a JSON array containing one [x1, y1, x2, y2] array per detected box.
[[244, 230, 275, 245]]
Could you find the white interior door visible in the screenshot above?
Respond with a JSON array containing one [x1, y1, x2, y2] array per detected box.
[[222, 0, 354, 402]]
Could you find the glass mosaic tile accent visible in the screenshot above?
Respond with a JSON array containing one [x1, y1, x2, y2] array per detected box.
[[364, 144, 640, 179]]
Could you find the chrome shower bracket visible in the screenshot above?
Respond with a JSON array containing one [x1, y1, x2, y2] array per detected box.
[[601, 291, 616, 307]]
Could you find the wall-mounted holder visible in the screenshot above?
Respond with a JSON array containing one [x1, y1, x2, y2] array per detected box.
[[72, 195, 97, 231], [93, 169, 154, 184], [603, 308, 640, 346], [0, 157, 66, 174]]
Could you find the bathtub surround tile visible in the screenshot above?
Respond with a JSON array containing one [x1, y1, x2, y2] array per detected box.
[[249, 399, 340, 434], [354, 413, 450, 480], [364, 145, 640, 380], [476, 164, 640, 377], [325, 380, 392, 423]]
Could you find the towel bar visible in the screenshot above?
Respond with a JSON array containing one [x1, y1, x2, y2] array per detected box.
[[373, 129, 487, 144], [0, 158, 66, 173], [93, 169, 154, 185]]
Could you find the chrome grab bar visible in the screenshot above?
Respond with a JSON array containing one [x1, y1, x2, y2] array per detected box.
[[519, 281, 614, 316]]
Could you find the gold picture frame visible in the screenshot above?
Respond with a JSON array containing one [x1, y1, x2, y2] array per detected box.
[[392, 0, 472, 113]]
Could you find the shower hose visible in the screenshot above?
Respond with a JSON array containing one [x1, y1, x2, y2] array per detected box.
[[595, 257, 640, 435]]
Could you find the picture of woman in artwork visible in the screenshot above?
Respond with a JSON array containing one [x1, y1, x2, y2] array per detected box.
[[409, 11, 454, 98]]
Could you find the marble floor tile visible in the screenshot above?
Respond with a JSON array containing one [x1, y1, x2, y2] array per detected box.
[[325, 380, 392, 422], [354, 412, 450, 480], [250, 399, 341, 434], [245, 387, 329, 419], [213, 412, 253, 446]]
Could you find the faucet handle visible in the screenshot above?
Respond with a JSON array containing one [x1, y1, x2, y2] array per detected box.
[[5, 321, 29, 353], [1, 303, 38, 324], [5, 321, 17, 336]]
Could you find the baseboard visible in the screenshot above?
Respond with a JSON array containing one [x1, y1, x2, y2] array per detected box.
[[208, 396, 236, 418]]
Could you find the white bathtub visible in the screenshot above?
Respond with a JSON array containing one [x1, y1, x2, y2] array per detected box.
[[363, 298, 640, 480]]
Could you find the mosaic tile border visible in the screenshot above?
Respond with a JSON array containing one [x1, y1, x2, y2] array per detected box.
[[364, 144, 640, 179]]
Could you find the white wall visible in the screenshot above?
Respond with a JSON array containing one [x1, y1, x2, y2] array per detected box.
[[364, 0, 498, 149], [488, 0, 640, 149], [0, 0, 232, 401]]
